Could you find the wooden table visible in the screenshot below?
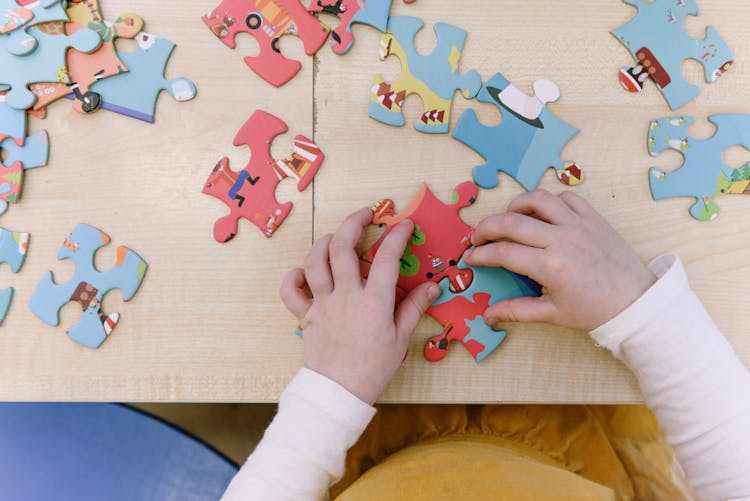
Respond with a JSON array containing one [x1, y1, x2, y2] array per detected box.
[[1, 0, 747, 403]]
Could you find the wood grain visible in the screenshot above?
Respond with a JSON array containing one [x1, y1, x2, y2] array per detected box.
[[0, 0, 747, 403]]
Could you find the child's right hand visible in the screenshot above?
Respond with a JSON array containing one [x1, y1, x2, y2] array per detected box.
[[464, 190, 657, 332]]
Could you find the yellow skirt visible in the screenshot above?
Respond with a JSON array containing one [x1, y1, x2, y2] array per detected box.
[[331, 405, 694, 500]]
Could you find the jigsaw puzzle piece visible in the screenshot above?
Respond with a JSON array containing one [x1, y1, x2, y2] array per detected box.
[[0, 228, 28, 324], [31, 8, 144, 114], [202, 110, 325, 241], [203, 0, 329, 87], [29, 224, 147, 348], [307, 0, 391, 55], [611, 0, 733, 110], [86, 32, 196, 123], [453, 73, 582, 191], [1, 130, 48, 169], [424, 257, 540, 362], [3, 0, 68, 56], [0, 24, 101, 110], [0, 91, 26, 137], [361, 182, 477, 294], [648, 114, 750, 221], [369, 16, 481, 134]]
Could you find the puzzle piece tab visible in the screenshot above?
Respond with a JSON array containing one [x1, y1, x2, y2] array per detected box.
[[369, 16, 481, 134], [0, 228, 28, 324], [31, 3, 144, 114], [453, 73, 582, 191], [29, 224, 148, 349], [611, 0, 733, 110], [202, 110, 325, 241], [307, 0, 391, 55], [203, 0, 329, 87], [0, 24, 101, 109], [85, 32, 196, 123], [648, 114, 750, 221], [425, 257, 540, 362], [2, 0, 67, 55], [361, 182, 477, 295]]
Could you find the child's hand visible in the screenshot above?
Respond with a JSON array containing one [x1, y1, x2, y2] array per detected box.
[[280, 208, 441, 405], [464, 190, 657, 332]]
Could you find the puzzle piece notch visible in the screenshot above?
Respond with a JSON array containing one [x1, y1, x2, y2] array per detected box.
[[1, 0, 67, 55], [0, 228, 28, 325], [0, 24, 102, 110], [307, 0, 392, 55], [360, 182, 477, 295], [86, 32, 196, 123], [31, 9, 144, 114], [202, 110, 325, 241], [611, 0, 734, 110], [453, 72, 582, 191], [203, 0, 329, 87], [648, 114, 750, 221], [369, 16, 482, 134], [28, 224, 148, 349], [424, 257, 541, 362]]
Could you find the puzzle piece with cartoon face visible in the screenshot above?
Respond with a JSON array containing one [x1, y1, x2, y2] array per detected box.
[[307, 0, 391, 55]]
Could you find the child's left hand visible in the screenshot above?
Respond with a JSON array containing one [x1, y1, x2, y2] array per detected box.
[[280, 207, 440, 405]]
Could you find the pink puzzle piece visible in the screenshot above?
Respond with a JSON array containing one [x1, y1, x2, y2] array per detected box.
[[202, 110, 325, 241], [202, 0, 329, 87], [360, 182, 477, 295]]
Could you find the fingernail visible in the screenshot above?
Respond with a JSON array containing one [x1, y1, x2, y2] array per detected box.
[[469, 229, 476, 245], [428, 285, 440, 300], [485, 316, 497, 326], [463, 248, 473, 260], [400, 219, 413, 229]]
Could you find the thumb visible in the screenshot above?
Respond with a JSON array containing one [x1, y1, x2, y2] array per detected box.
[[395, 282, 441, 341], [484, 296, 557, 325]]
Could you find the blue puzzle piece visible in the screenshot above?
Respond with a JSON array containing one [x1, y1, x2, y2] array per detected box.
[[0, 91, 25, 137], [87, 32, 196, 123], [0, 228, 28, 325], [453, 73, 582, 191], [29, 224, 148, 349], [0, 25, 101, 110], [648, 114, 750, 221], [611, 0, 734, 110], [369, 16, 481, 134], [1, 130, 48, 169], [425, 257, 541, 362], [3, 0, 68, 56]]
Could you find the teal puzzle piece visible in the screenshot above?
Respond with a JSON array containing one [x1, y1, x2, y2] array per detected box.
[[88, 32, 196, 123], [648, 114, 750, 221], [1, 130, 48, 170], [29, 224, 148, 349], [453, 73, 582, 191], [0, 228, 28, 324], [611, 0, 734, 110]]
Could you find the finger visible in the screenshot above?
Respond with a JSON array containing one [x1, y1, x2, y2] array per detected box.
[[463, 241, 544, 280], [559, 191, 597, 217], [471, 212, 556, 248], [366, 219, 413, 299], [280, 268, 313, 319], [329, 207, 372, 290], [484, 296, 558, 325], [507, 189, 577, 225], [395, 282, 441, 342], [304, 234, 334, 296]]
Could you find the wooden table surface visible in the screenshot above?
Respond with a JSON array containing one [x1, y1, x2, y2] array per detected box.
[[1, 0, 748, 403]]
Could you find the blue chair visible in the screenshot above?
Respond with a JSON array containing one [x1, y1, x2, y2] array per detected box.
[[0, 403, 238, 501]]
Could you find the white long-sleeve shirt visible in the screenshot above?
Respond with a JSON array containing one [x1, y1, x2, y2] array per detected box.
[[222, 255, 750, 501]]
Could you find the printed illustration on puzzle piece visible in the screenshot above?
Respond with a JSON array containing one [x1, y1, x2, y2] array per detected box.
[[648, 114, 750, 221], [86, 32, 196, 123], [369, 16, 482, 134], [307, 0, 391, 55], [31, 0, 144, 114], [203, 0, 329, 87], [28, 224, 148, 349], [202, 110, 325, 242], [611, 0, 733, 110], [0, 0, 66, 55], [0, 22, 101, 110], [360, 182, 477, 296], [0, 228, 28, 324], [425, 257, 540, 363], [453, 73, 582, 191]]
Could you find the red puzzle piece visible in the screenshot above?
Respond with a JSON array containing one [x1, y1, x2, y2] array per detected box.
[[202, 0, 329, 87], [425, 293, 495, 362], [202, 110, 325, 242], [360, 182, 477, 294]]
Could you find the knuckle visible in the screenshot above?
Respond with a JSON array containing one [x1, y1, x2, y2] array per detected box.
[[543, 253, 567, 276], [328, 236, 350, 256], [375, 246, 400, 263]]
